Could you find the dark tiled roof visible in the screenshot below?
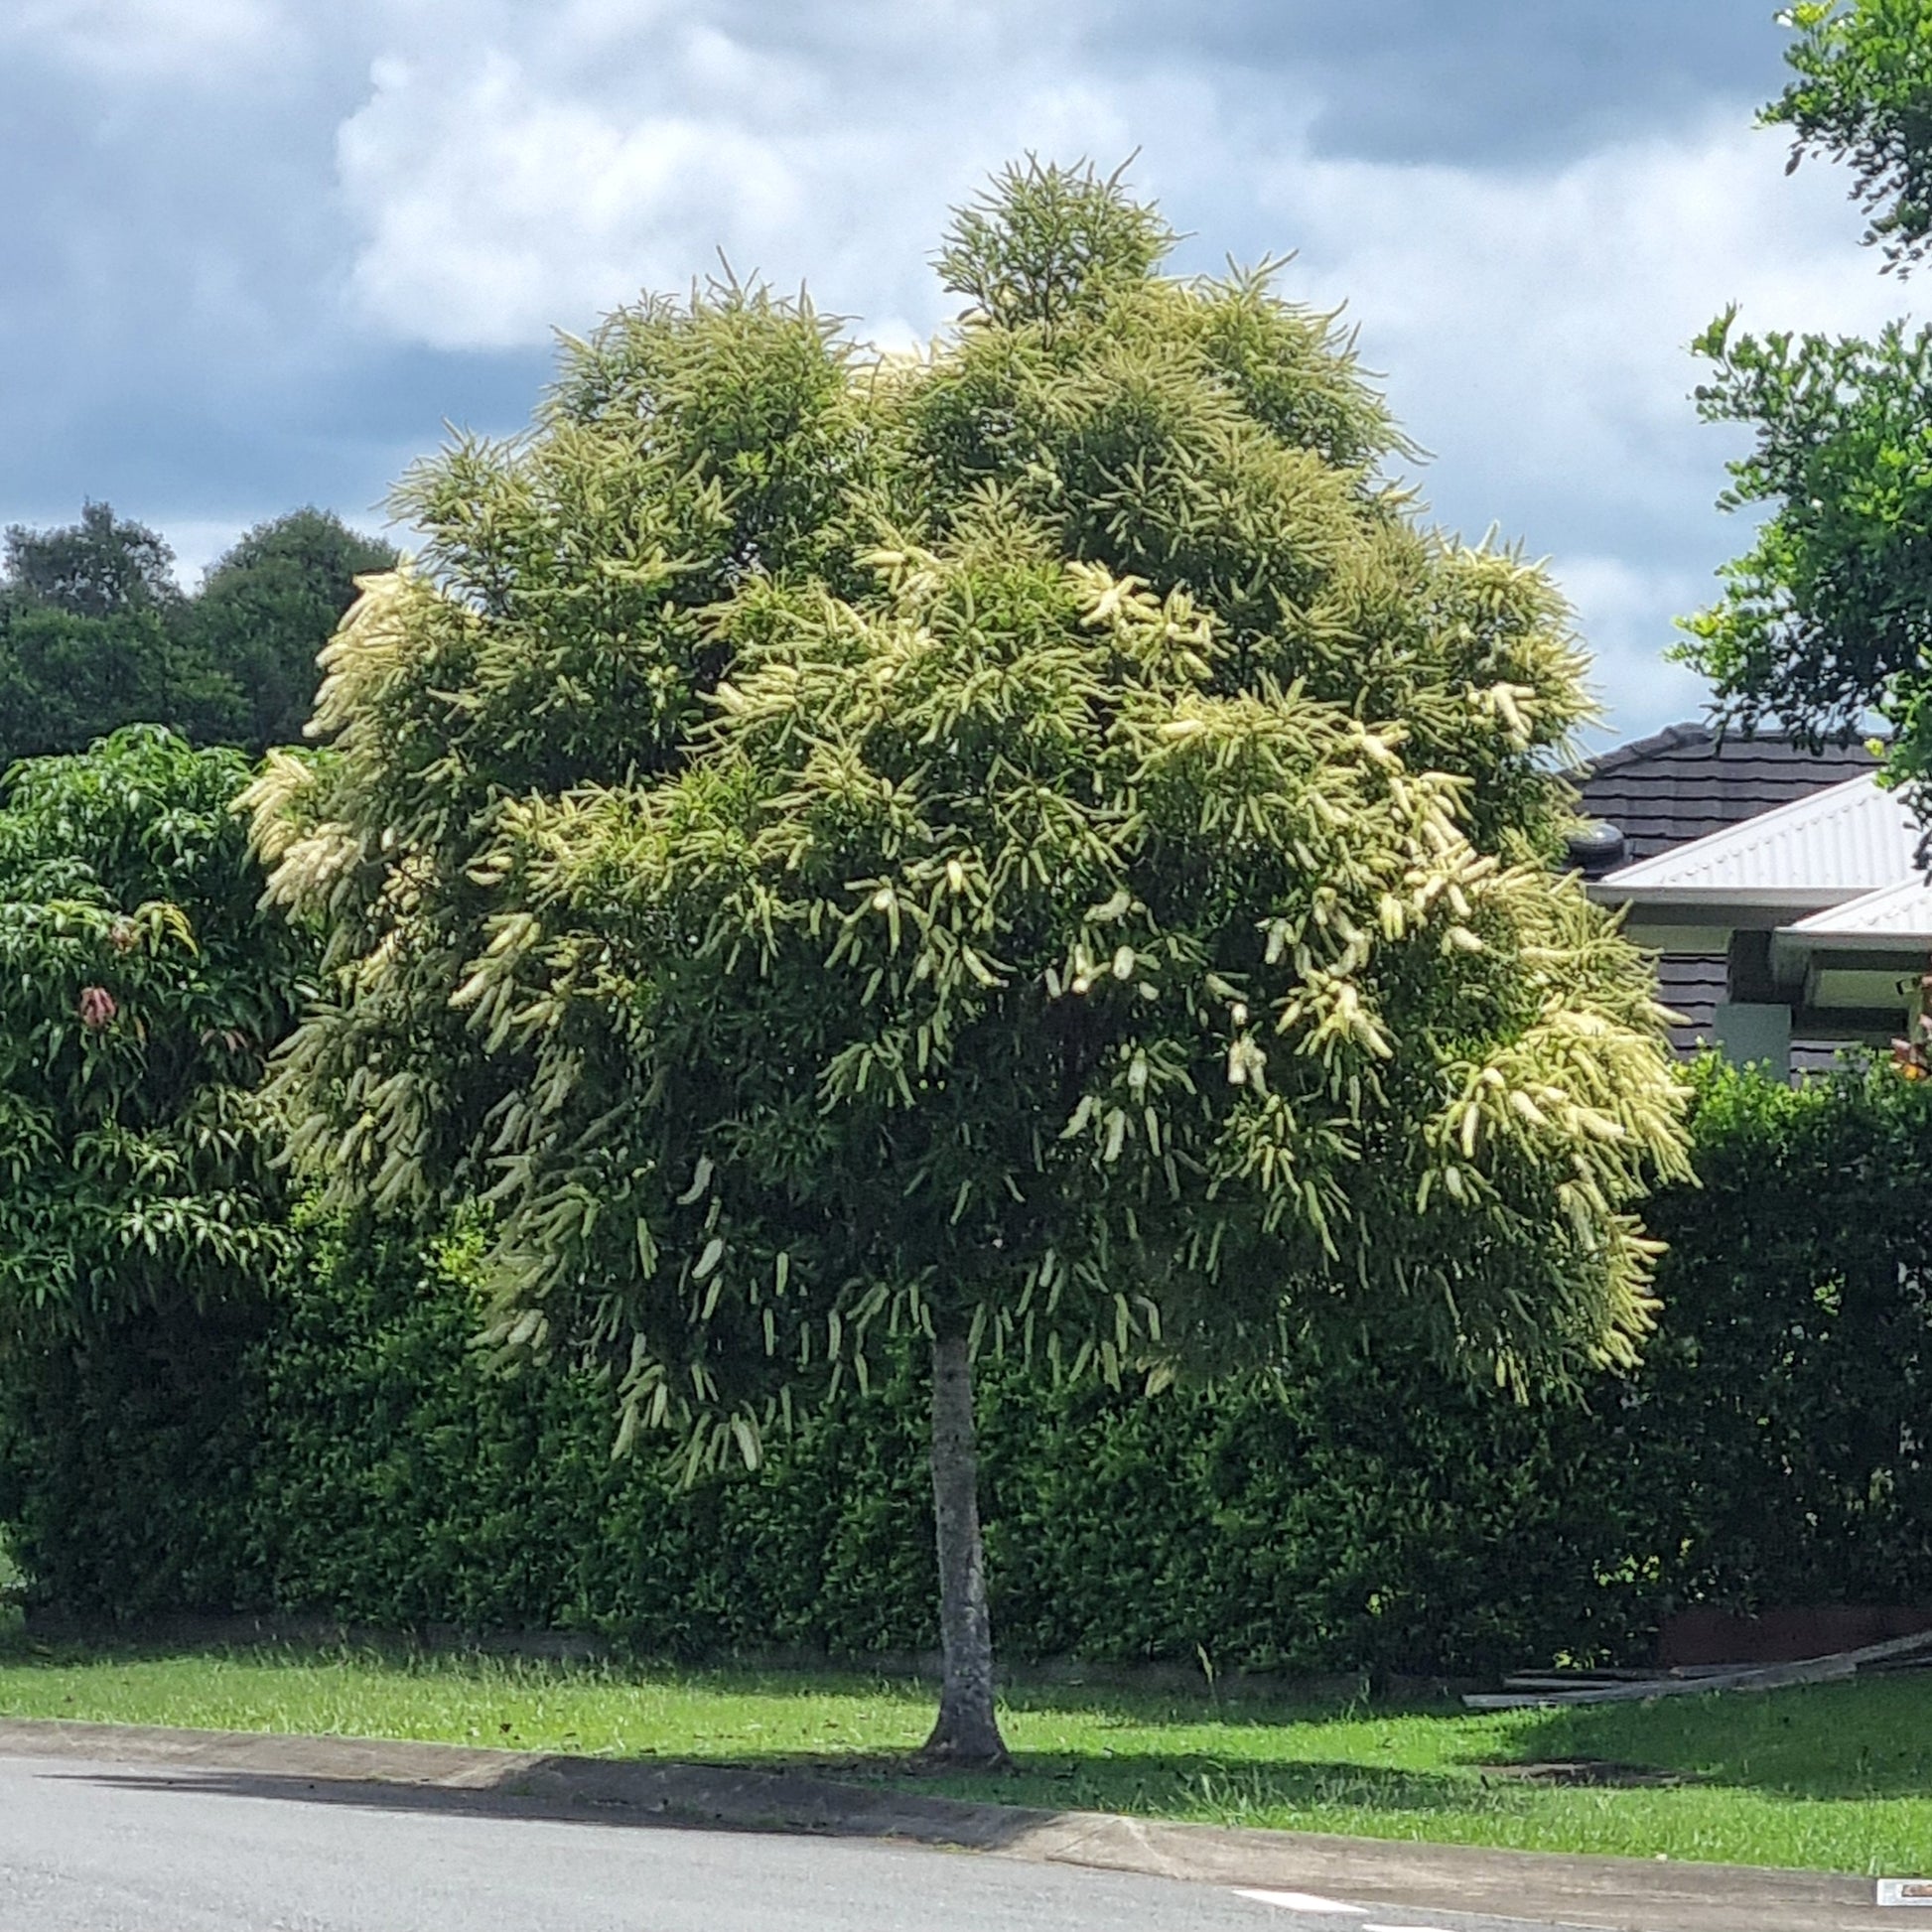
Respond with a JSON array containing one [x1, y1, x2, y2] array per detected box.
[[1582, 725, 1893, 1076], [1655, 952, 1868, 1073], [1576, 724, 1878, 868], [1655, 952, 1725, 1057]]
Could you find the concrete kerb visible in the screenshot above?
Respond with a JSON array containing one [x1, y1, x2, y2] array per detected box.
[[0, 1718, 1891, 1932]]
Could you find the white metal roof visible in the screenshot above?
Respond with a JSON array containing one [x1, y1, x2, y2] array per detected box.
[[1784, 879, 1932, 946], [1590, 773, 1920, 907]]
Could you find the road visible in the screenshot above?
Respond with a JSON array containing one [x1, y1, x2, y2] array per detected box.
[[0, 1748, 1587, 1932]]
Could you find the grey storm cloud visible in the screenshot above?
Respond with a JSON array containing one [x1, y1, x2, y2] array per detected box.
[[1106, 0, 1788, 163], [0, 0, 1899, 737]]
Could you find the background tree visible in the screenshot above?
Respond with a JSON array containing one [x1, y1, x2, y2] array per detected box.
[[247, 162, 1689, 1764], [0, 503, 391, 765], [0, 503, 243, 763], [1678, 1, 1932, 782], [4, 500, 182, 621], [0, 602, 245, 767], [189, 509, 397, 752], [1770, 0, 1932, 272], [0, 727, 306, 1349]]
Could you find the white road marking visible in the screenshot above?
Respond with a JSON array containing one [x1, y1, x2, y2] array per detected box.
[[1364, 1924, 1458, 1931], [1232, 1892, 1369, 1915]]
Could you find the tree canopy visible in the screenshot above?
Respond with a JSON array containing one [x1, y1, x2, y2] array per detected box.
[[1770, 0, 1932, 273], [1678, 2, 1932, 782], [0, 727, 307, 1349], [4, 501, 181, 621], [0, 601, 244, 769], [0, 504, 394, 766], [0, 503, 238, 765], [193, 509, 398, 752], [247, 160, 1689, 1760]]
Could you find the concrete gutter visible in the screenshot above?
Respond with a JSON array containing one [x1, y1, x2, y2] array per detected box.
[[0, 1718, 1891, 1932]]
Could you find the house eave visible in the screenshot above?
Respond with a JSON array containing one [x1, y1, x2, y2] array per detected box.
[[1786, 929, 1932, 954], [1586, 884, 1867, 913]]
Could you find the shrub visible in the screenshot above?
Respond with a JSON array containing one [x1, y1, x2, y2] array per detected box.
[[5, 1059, 1930, 1675]]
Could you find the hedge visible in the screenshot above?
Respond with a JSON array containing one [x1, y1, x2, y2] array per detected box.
[[4, 1061, 1930, 1677]]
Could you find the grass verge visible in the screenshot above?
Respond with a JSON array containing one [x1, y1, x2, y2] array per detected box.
[[0, 1632, 1926, 1874]]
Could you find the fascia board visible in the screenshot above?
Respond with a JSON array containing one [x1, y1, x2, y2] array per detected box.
[[1587, 884, 1864, 912]]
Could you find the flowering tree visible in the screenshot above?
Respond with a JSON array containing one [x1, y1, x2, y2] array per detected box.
[[249, 163, 1690, 1763]]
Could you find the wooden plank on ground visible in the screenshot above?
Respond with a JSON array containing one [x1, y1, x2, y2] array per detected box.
[[1500, 1670, 1662, 1689], [1464, 1625, 1932, 1710]]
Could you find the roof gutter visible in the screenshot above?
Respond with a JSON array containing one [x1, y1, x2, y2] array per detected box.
[[1585, 884, 1870, 912]]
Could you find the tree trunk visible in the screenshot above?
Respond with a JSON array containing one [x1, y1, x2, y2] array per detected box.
[[918, 1330, 1011, 1768]]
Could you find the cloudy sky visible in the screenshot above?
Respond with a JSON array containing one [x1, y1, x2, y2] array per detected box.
[[1, 0, 1911, 747]]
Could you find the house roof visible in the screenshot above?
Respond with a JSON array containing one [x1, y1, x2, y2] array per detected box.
[[1650, 949, 1851, 1070], [1575, 724, 1879, 868], [1577, 724, 1918, 1050], [1654, 950, 1726, 1056], [1589, 773, 1919, 907], [1785, 878, 1932, 945]]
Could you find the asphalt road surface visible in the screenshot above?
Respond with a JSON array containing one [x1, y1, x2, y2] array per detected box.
[[0, 1748, 1590, 1932]]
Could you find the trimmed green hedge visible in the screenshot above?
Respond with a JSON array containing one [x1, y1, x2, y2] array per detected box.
[[5, 1062, 1931, 1675], [1613, 1060, 1932, 1611]]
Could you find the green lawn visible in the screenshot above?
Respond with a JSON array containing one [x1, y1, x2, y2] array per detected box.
[[0, 1633, 1927, 1874]]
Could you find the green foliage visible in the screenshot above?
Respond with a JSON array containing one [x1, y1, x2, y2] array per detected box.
[[0, 728, 308, 1345], [1630, 1055, 1932, 1606], [935, 158, 1179, 329], [1677, 307, 1932, 760], [1769, 0, 1932, 272], [0, 1299, 273, 1617], [0, 603, 246, 767], [190, 509, 398, 753], [0, 1204, 1643, 1672], [248, 161, 1687, 1474], [4, 501, 182, 620], [0, 502, 246, 766], [1679, 6, 1932, 780], [5, 1061, 1926, 1671], [0, 502, 392, 766]]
